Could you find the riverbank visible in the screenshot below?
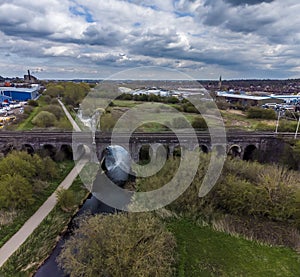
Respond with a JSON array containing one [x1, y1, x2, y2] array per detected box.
[[0, 177, 89, 276]]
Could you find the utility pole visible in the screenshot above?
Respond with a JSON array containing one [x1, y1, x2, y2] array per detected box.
[[295, 116, 300, 139], [275, 110, 281, 134]]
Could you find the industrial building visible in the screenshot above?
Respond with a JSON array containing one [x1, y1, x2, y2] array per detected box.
[[216, 91, 300, 106], [0, 85, 40, 101], [0, 94, 12, 103]]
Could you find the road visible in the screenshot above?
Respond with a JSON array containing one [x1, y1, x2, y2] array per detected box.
[[0, 100, 84, 268]]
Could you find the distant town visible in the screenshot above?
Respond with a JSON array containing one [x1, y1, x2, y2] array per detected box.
[[2, 71, 300, 130]]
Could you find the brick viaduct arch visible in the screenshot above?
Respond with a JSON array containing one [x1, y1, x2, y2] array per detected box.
[[0, 131, 288, 162]]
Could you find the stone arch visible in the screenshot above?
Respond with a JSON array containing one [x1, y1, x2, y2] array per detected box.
[[200, 144, 209, 154], [74, 144, 89, 160], [41, 144, 57, 159], [59, 144, 73, 160], [243, 144, 258, 161], [139, 144, 151, 163], [228, 144, 242, 158], [129, 143, 142, 163], [173, 144, 182, 157], [3, 143, 17, 155], [194, 144, 209, 154], [21, 144, 35, 155], [212, 144, 226, 157]]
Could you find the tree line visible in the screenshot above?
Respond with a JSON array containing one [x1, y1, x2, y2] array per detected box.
[[0, 151, 58, 209]]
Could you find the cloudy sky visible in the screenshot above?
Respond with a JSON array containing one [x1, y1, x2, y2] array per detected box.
[[0, 0, 300, 79]]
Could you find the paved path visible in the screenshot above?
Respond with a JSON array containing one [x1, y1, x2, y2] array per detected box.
[[58, 98, 81, 132], [0, 100, 84, 268], [0, 159, 86, 267]]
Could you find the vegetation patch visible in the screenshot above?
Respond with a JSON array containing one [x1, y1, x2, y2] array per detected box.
[[0, 178, 88, 276], [247, 107, 277, 120], [0, 153, 74, 248], [14, 95, 72, 130], [136, 154, 300, 250], [168, 219, 300, 277], [57, 213, 176, 277]]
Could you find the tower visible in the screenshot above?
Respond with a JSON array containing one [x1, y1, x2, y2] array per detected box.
[[218, 75, 222, 90]]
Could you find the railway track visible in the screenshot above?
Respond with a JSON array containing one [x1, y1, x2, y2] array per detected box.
[[0, 130, 298, 139]]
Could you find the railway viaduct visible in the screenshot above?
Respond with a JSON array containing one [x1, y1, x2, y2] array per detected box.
[[0, 131, 293, 162]]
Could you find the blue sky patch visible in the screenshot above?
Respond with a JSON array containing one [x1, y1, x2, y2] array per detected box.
[[175, 11, 194, 18], [69, 4, 94, 23]]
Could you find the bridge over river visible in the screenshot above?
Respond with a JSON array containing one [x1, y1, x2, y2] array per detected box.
[[0, 131, 296, 162]]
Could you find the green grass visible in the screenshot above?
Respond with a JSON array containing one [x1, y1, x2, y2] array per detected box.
[[16, 96, 72, 130], [0, 177, 88, 276], [16, 96, 48, 130], [113, 100, 142, 108], [0, 160, 74, 248], [16, 106, 39, 130], [168, 219, 300, 277], [220, 110, 277, 131]]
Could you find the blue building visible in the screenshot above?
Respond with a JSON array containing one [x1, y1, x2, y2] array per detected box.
[[0, 94, 12, 103], [0, 85, 39, 101]]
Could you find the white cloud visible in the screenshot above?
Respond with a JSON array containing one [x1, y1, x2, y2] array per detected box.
[[0, 0, 299, 79]]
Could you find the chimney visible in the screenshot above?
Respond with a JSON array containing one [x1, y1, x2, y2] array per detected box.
[[28, 70, 31, 81]]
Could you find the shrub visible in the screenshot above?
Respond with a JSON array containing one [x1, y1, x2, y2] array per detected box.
[[24, 105, 34, 115], [247, 107, 276, 120], [58, 213, 176, 277], [192, 117, 208, 130], [166, 96, 179, 104], [171, 117, 189, 129], [278, 120, 298, 132], [55, 120, 72, 130], [27, 99, 38, 107], [216, 99, 229, 110], [100, 113, 116, 131], [136, 154, 299, 225], [50, 98, 59, 105], [32, 155, 58, 180], [41, 105, 64, 120], [0, 151, 36, 179], [0, 151, 59, 209], [0, 174, 34, 209], [171, 104, 183, 112], [43, 95, 51, 104], [56, 188, 77, 212], [118, 93, 133, 101], [32, 111, 57, 128]]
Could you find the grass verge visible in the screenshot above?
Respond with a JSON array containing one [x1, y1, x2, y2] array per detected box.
[[0, 177, 88, 276], [16, 106, 39, 130], [168, 218, 300, 277], [0, 160, 74, 248]]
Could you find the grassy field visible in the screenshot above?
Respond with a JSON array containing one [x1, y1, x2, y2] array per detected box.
[[220, 110, 277, 131], [168, 219, 300, 277], [15, 96, 72, 131], [0, 177, 88, 276], [105, 102, 278, 132], [104, 103, 203, 132], [0, 160, 74, 248], [113, 99, 142, 108]]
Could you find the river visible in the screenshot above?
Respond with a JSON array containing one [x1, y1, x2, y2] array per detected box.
[[34, 195, 116, 277], [35, 145, 130, 276]]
